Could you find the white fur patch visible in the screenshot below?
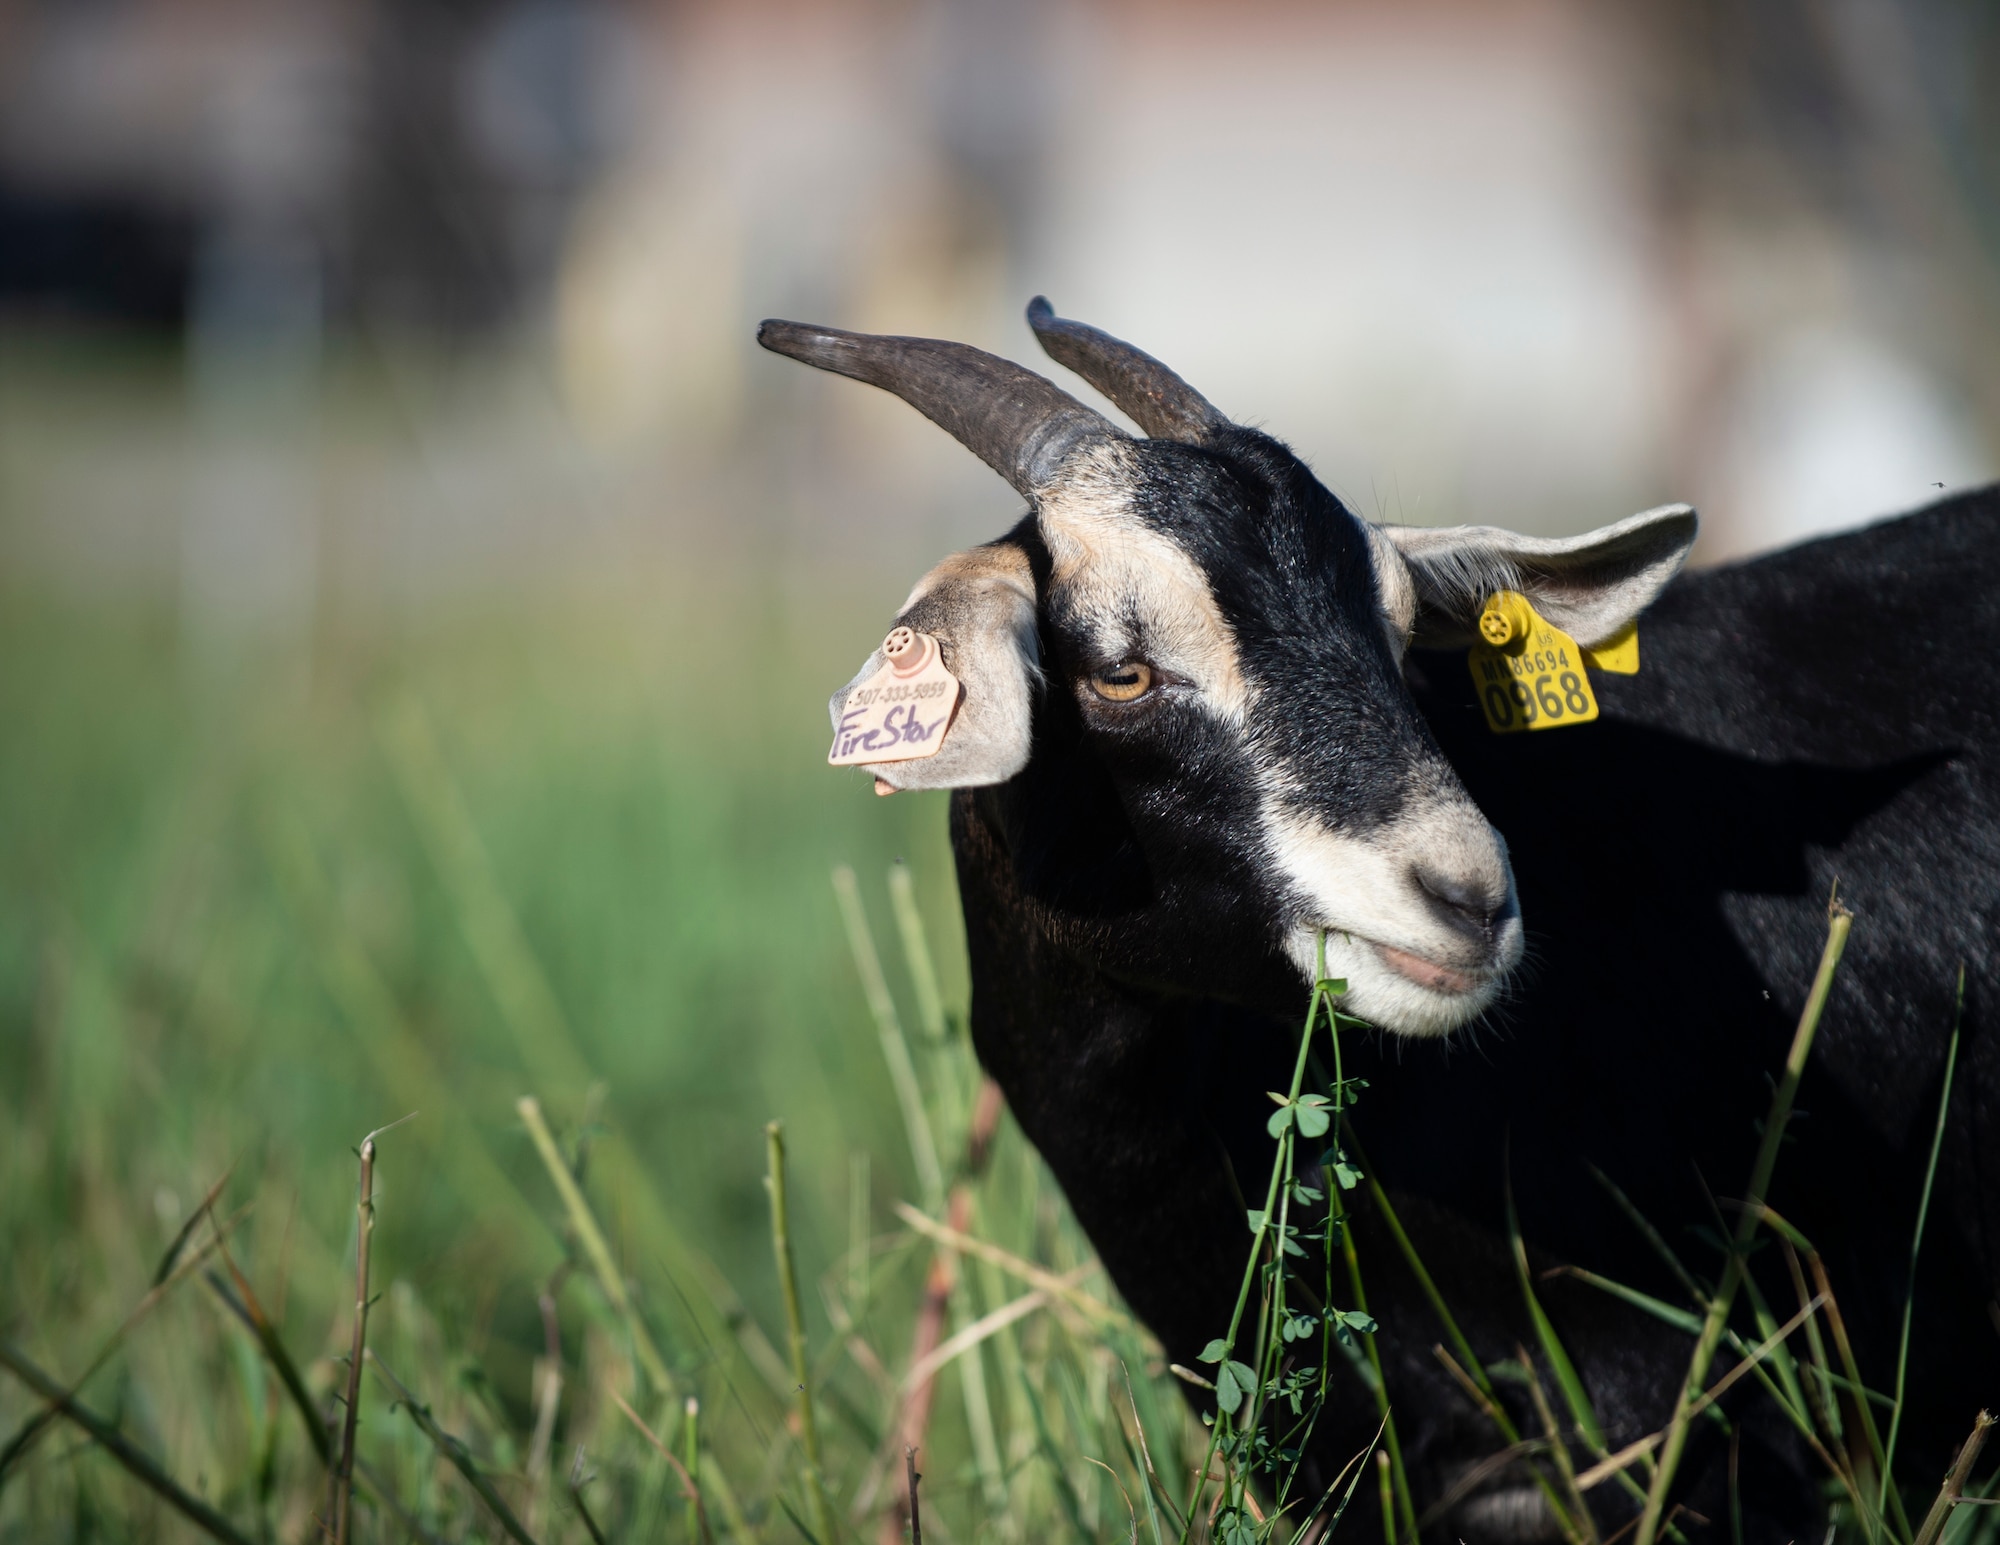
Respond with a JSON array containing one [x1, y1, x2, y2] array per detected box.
[[1260, 788, 1522, 1037], [1037, 443, 1251, 724]]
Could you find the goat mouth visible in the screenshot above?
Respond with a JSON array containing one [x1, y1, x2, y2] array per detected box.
[[1372, 942, 1485, 996]]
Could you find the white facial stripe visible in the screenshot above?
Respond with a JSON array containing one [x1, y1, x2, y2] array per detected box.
[[1038, 444, 1250, 724], [1260, 791, 1522, 1037]]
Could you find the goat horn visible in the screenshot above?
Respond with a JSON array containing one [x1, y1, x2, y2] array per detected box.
[[757, 320, 1122, 498], [1025, 297, 1225, 444]]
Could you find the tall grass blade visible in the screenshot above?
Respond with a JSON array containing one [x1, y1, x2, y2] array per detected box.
[[1735, 1262, 1813, 1434], [701, 1441, 761, 1544], [1354, 1147, 1505, 1417], [1020, 1365, 1092, 1542], [1635, 902, 1851, 1545], [1585, 1165, 1709, 1305], [377, 694, 591, 1098], [885, 861, 1006, 1511], [887, 862, 948, 1048], [768, 1121, 838, 1545], [1546, 1266, 1702, 1336], [1294, 1418, 1387, 1545], [1121, 1363, 1172, 1545], [1515, 1348, 1596, 1545], [1883, 966, 1966, 1525], [1506, 1181, 1605, 1455], [262, 806, 548, 1237], [0, 1340, 259, 1545], [833, 866, 945, 1212], [519, 1095, 677, 1397], [1811, 1250, 1915, 1540], [383, 695, 792, 1409]]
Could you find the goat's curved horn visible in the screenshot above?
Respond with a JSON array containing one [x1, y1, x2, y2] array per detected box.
[[758, 320, 1121, 497], [1026, 297, 1225, 444]]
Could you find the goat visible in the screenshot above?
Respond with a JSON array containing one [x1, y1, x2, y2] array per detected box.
[[759, 301, 1999, 1543]]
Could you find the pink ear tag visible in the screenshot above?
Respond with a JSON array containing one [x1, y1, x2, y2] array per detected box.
[[828, 628, 963, 767]]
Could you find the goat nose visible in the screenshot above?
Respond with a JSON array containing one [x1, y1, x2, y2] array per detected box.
[[1414, 865, 1506, 938]]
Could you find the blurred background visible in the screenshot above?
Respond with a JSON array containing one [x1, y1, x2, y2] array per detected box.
[[2, 0, 1997, 1536]]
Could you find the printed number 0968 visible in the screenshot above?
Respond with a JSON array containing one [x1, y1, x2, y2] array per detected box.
[[1487, 670, 1591, 728]]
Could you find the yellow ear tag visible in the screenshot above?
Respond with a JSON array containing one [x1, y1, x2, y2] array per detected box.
[[829, 628, 963, 766], [1583, 621, 1639, 675], [1467, 592, 1601, 734]]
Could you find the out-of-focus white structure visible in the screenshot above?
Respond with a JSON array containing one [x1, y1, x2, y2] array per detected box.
[[1, 0, 1995, 628]]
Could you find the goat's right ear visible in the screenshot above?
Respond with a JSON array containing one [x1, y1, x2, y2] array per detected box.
[[831, 539, 1040, 791], [1371, 504, 1698, 652]]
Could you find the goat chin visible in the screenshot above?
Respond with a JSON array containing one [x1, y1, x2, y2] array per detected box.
[[1285, 924, 1517, 1038]]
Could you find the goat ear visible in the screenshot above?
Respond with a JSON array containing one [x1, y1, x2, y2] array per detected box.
[[1375, 503, 1697, 651], [831, 539, 1040, 790]]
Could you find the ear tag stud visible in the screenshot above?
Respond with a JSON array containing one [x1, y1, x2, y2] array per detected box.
[[1467, 591, 1604, 734], [828, 627, 963, 768]]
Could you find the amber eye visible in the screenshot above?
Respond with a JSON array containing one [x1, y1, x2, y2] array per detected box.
[[1089, 662, 1155, 703]]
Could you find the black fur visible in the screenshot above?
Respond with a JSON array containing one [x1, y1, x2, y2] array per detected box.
[[953, 468, 2000, 1543]]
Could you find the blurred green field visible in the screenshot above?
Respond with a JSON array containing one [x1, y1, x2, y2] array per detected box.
[[0, 573, 1200, 1541]]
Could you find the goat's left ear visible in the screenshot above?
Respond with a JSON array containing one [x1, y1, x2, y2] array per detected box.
[[1372, 503, 1698, 651], [831, 538, 1041, 791]]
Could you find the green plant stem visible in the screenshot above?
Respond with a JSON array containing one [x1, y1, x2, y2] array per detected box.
[[1635, 906, 1851, 1545], [1880, 968, 1965, 1534], [767, 1122, 836, 1545], [1323, 960, 1418, 1545], [685, 1397, 703, 1544], [518, 1096, 676, 1398], [1176, 973, 1328, 1541]]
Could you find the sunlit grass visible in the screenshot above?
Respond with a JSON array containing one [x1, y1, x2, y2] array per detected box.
[[0, 587, 1210, 1542], [4, 583, 1992, 1545]]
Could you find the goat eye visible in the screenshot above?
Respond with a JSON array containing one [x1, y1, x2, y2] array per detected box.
[[1089, 662, 1155, 703]]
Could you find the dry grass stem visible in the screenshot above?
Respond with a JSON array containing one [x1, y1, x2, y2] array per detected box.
[[610, 1389, 709, 1543], [892, 1202, 1124, 1328], [329, 1130, 382, 1545], [1912, 1411, 1997, 1545]]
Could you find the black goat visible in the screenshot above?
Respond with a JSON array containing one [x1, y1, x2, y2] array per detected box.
[[759, 302, 1999, 1543]]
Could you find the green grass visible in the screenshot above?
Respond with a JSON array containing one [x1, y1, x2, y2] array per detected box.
[[0, 584, 1209, 1542]]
